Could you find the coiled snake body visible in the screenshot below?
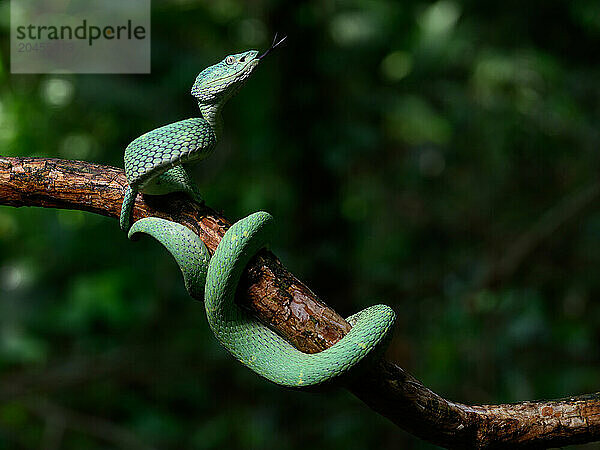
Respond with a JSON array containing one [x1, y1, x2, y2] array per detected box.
[[121, 37, 396, 387]]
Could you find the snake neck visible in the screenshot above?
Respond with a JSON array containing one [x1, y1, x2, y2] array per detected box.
[[198, 101, 223, 139]]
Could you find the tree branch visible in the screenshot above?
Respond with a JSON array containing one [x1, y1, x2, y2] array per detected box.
[[1, 156, 599, 449]]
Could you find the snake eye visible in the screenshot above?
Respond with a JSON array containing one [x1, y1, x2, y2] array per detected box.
[[225, 55, 236, 65]]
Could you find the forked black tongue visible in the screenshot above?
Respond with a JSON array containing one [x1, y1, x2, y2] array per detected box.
[[258, 33, 287, 59]]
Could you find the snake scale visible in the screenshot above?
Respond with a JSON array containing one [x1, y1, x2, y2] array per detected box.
[[120, 36, 396, 387]]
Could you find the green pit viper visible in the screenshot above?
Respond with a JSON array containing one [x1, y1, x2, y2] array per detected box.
[[120, 35, 396, 387]]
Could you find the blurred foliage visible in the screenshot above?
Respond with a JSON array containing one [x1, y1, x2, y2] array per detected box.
[[0, 0, 600, 448]]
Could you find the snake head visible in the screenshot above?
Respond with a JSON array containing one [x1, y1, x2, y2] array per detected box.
[[191, 34, 286, 103], [191, 50, 261, 103]]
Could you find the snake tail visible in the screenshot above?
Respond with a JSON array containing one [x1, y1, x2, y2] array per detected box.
[[120, 186, 138, 232], [126, 212, 396, 387]]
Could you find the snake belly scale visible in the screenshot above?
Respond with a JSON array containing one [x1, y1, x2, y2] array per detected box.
[[121, 36, 396, 387]]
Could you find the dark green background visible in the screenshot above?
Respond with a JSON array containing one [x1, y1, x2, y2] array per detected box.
[[0, 0, 599, 448]]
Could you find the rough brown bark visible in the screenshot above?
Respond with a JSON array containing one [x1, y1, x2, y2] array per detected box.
[[1, 156, 599, 449]]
